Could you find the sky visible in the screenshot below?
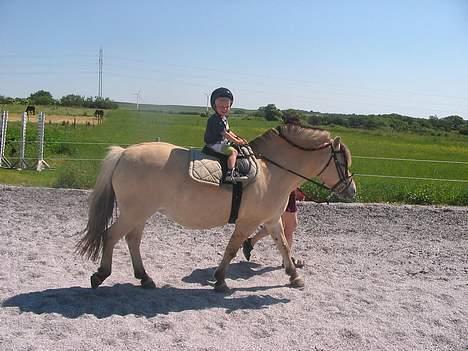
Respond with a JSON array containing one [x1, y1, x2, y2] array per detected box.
[[1, 0, 468, 118]]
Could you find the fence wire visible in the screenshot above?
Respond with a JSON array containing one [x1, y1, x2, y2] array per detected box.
[[1, 140, 467, 184]]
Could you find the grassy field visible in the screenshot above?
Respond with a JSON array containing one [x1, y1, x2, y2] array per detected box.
[[1, 109, 467, 205]]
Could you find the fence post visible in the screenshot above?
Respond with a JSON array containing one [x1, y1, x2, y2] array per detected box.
[[35, 112, 50, 171], [0, 111, 12, 168], [17, 112, 29, 170]]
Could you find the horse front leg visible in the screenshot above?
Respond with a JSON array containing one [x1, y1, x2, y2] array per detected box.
[[214, 222, 258, 293], [125, 222, 156, 289], [91, 219, 133, 288], [265, 219, 304, 288]]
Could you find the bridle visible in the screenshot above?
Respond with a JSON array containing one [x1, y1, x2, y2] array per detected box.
[[254, 127, 354, 196]]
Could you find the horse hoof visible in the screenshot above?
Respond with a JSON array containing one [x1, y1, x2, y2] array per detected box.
[[290, 276, 305, 288], [141, 278, 156, 289], [90, 273, 103, 289], [214, 281, 231, 294]]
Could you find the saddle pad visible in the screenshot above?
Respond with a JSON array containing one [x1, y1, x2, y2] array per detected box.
[[189, 149, 223, 185]]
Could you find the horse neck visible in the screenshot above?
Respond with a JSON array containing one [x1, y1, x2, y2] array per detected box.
[[257, 135, 332, 191]]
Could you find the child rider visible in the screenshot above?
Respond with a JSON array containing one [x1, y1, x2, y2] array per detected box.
[[204, 87, 248, 183]]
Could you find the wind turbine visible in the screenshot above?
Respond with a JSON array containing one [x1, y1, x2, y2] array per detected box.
[[204, 92, 210, 115], [133, 90, 142, 111]]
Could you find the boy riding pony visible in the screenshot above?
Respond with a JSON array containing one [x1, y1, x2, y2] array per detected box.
[[204, 87, 248, 183]]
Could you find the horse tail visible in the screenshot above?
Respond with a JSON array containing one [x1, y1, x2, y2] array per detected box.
[[76, 146, 125, 261]]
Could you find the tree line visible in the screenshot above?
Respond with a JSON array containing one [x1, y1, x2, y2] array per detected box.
[[255, 104, 468, 135], [0, 90, 118, 109]]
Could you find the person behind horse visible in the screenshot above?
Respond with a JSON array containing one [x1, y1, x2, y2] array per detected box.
[[242, 114, 306, 268], [242, 187, 305, 268], [204, 87, 248, 183]]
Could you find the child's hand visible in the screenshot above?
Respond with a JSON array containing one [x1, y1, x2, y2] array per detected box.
[[237, 138, 247, 145]]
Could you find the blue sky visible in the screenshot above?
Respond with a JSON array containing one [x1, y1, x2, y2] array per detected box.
[[1, 0, 467, 118]]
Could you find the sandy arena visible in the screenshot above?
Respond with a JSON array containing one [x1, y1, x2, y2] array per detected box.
[[0, 185, 467, 350]]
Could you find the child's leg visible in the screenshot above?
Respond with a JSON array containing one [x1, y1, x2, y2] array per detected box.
[[227, 148, 238, 170]]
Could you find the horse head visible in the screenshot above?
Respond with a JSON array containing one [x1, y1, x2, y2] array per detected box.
[[251, 125, 356, 200], [317, 136, 356, 199]]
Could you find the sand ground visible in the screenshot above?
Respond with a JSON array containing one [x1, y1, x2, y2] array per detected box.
[[1, 185, 467, 350]]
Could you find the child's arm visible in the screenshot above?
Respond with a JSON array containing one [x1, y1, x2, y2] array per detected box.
[[223, 130, 247, 145]]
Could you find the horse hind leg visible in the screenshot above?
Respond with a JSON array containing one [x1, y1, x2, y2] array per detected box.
[[125, 222, 156, 289], [90, 219, 134, 288]]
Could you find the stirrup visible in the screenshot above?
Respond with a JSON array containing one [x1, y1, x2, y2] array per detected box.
[[223, 173, 237, 184], [231, 170, 248, 181]]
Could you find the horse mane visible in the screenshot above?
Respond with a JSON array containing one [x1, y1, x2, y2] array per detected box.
[[340, 142, 352, 166], [250, 124, 331, 152]]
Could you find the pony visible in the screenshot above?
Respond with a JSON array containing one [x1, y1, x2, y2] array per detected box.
[[25, 105, 35, 115], [94, 109, 104, 125], [76, 124, 356, 292]]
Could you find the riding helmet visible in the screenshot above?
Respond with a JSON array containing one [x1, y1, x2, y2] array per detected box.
[[210, 87, 234, 110]]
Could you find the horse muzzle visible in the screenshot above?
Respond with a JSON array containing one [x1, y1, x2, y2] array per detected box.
[[331, 176, 356, 199]]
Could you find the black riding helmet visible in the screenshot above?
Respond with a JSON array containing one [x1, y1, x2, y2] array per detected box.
[[210, 87, 234, 110]]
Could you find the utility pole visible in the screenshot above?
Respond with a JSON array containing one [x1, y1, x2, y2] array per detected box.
[[98, 47, 103, 98]]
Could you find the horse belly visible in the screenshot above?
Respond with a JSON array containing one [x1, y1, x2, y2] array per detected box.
[[112, 143, 232, 229], [160, 186, 232, 229]]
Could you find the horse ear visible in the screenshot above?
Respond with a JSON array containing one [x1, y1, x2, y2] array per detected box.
[[332, 136, 341, 151]]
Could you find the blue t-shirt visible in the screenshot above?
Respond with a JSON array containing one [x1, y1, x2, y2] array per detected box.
[[204, 113, 229, 144]]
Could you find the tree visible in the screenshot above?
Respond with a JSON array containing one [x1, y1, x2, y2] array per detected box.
[[60, 94, 85, 107], [308, 114, 324, 126], [29, 90, 55, 105], [259, 104, 282, 121], [441, 115, 465, 130], [282, 109, 305, 121], [0, 95, 14, 104]]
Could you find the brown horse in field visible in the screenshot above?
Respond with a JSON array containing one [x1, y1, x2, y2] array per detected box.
[[76, 124, 356, 292], [25, 105, 35, 115]]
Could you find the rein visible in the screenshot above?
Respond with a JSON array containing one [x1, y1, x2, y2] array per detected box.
[[255, 151, 330, 190]]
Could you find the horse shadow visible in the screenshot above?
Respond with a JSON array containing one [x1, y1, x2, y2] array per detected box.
[[2, 263, 287, 320], [182, 261, 280, 286]]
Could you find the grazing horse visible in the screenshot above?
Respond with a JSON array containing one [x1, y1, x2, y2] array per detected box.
[[76, 124, 356, 292], [94, 109, 104, 124], [25, 105, 35, 115]]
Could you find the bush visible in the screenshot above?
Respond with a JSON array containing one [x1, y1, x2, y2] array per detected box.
[[300, 182, 332, 203], [405, 186, 435, 205], [448, 187, 468, 206], [53, 164, 95, 189], [49, 143, 77, 156]]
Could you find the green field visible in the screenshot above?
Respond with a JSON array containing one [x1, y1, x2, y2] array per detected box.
[[1, 109, 467, 205]]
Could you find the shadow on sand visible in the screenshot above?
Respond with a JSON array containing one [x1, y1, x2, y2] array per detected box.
[[2, 263, 288, 319], [182, 261, 281, 286]]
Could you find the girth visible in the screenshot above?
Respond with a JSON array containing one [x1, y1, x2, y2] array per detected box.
[[201, 145, 244, 224]]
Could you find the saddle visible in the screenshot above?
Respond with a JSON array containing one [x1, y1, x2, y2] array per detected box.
[[189, 144, 258, 187], [189, 144, 259, 224]]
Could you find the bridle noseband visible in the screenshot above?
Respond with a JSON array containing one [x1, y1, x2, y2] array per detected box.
[[255, 128, 354, 196]]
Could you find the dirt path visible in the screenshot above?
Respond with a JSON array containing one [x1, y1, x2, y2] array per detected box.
[[7, 113, 98, 125], [1, 185, 467, 351]]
